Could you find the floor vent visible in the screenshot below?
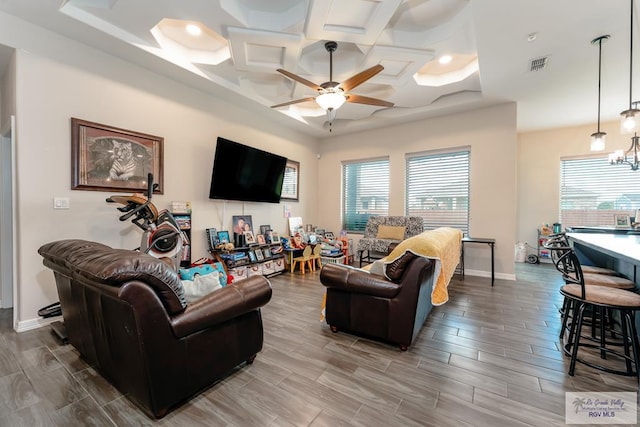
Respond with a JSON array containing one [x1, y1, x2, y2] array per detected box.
[[529, 56, 549, 72]]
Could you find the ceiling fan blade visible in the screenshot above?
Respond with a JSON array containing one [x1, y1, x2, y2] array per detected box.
[[339, 64, 384, 92], [276, 69, 322, 91], [271, 97, 317, 108], [346, 94, 394, 107]]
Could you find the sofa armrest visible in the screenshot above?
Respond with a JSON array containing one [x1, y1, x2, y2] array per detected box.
[[171, 275, 272, 338], [320, 263, 401, 298]]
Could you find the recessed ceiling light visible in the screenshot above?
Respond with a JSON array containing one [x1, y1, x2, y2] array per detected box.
[[439, 55, 452, 65], [186, 24, 201, 36]]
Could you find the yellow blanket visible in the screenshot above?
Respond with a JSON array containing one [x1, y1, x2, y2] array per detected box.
[[369, 227, 463, 305]]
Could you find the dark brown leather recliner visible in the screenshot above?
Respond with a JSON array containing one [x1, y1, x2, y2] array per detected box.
[[320, 253, 435, 351], [38, 239, 272, 419]]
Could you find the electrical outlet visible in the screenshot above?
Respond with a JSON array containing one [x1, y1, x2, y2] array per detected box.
[[53, 197, 70, 209]]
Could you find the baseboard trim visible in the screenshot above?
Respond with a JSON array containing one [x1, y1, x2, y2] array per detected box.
[[16, 315, 62, 333], [462, 269, 516, 281]]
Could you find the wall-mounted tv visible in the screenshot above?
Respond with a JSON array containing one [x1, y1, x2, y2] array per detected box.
[[209, 137, 287, 203]]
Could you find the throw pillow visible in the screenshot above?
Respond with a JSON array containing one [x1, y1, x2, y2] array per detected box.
[[369, 259, 385, 276], [182, 273, 222, 304], [376, 225, 406, 240], [383, 250, 418, 282]]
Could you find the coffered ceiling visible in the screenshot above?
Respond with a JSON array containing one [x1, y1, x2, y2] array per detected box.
[[0, 0, 634, 137]]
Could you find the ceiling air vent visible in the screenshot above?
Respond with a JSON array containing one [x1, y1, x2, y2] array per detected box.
[[529, 56, 549, 72]]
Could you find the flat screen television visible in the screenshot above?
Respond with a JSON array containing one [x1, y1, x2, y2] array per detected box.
[[209, 137, 287, 203]]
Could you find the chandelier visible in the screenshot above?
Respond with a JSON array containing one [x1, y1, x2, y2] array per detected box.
[[609, 131, 640, 170], [610, 0, 640, 170]]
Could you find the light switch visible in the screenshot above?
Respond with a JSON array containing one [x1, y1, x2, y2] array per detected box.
[[53, 197, 70, 209]]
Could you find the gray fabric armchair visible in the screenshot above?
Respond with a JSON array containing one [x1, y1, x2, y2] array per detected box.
[[357, 216, 424, 266]]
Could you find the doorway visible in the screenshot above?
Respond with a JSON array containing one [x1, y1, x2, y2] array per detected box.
[[1, 115, 16, 326]]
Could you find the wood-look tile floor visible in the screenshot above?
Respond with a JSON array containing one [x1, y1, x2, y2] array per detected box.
[[0, 263, 638, 426]]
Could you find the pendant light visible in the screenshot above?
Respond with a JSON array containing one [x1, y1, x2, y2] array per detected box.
[[591, 35, 609, 151]]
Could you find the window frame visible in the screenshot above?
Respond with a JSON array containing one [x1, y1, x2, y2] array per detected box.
[[341, 156, 390, 233], [405, 147, 470, 235]]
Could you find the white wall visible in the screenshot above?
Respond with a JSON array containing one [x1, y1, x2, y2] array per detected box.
[[0, 13, 318, 328], [517, 119, 628, 246], [317, 103, 518, 279]]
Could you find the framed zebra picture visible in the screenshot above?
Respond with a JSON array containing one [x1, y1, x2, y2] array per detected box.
[[71, 118, 164, 193]]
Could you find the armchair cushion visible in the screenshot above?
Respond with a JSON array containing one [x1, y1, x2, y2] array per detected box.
[[376, 225, 406, 240]]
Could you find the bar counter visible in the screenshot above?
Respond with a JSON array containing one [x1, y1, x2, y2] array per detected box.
[[567, 232, 640, 272]]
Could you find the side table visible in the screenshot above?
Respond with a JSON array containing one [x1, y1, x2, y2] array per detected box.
[[461, 237, 496, 286]]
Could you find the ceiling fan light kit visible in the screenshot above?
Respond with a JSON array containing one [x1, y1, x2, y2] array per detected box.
[[271, 41, 393, 131], [316, 90, 346, 110]]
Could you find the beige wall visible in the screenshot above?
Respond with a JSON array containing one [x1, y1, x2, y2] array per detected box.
[[1, 13, 318, 329], [317, 103, 518, 279], [517, 120, 627, 247]]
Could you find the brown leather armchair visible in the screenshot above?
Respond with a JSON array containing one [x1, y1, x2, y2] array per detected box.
[[320, 252, 435, 350], [38, 239, 272, 419]]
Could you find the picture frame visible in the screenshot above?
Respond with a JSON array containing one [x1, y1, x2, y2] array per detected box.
[[248, 250, 257, 262], [256, 234, 266, 245], [232, 215, 253, 235], [259, 225, 271, 235], [255, 249, 264, 261], [271, 231, 280, 243], [217, 230, 230, 244], [262, 248, 272, 259], [71, 118, 164, 193], [206, 228, 218, 251], [615, 214, 631, 228], [281, 159, 299, 201], [288, 216, 303, 236], [244, 230, 256, 245]]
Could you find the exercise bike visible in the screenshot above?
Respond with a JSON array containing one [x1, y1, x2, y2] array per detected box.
[[106, 173, 187, 271]]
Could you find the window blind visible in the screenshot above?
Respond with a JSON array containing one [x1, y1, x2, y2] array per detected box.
[[560, 156, 638, 227], [406, 149, 470, 234], [342, 158, 389, 232]]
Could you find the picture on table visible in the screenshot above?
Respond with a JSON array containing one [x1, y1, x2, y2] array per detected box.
[[255, 249, 264, 261], [256, 234, 266, 245], [244, 231, 256, 245], [615, 214, 631, 228], [270, 231, 280, 243], [259, 225, 271, 235], [217, 230, 230, 244], [248, 250, 257, 262], [232, 215, 253, 235]]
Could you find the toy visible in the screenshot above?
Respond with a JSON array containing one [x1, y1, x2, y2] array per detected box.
[[216, 242, 235, 251]]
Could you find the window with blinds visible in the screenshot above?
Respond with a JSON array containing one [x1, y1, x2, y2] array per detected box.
[[342, 158, 389, 232], [406, 149, 470, 234], [560, 156, 638, 227]]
